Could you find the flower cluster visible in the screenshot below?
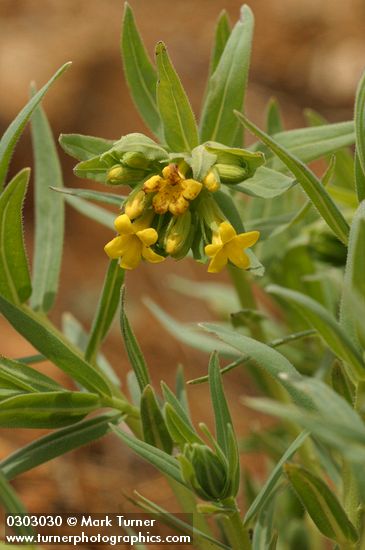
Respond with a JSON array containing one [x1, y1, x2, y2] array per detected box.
[[65, 133, 264, 273]]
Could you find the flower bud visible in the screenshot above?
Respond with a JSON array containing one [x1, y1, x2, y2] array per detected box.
[[107, 164, 147, 186], [182, 444, 230, 501], [164, 211, 192, 257], [214, 163, 248, 184], [122, 151, 151, 170], [124, 190, 146, 219], [203, 170, 220, 192]]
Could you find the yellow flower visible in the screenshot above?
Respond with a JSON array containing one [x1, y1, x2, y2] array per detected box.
[[124, 190, 146, 219], [143, 163, 202, 216], [104, 214, 165, 270], [203, 170, 220, 192], [205, 221, 260, 273]]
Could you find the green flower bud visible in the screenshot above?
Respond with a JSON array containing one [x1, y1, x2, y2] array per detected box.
[[107, 164, 148, 186], [164, 211, 193, 258], [214, 163, 248, 184], [122, 151, 151, 170], [182, 444, 229, 501]]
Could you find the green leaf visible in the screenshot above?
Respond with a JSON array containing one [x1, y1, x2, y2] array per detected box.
[[285, 464, 358, 545], [0, 356, 62, 393], [202, 323, 314, 409], [155, 42, 199, 151], [164, 403, 202, 447], [208, 351, 234, 456], [59, 133, 114, 161], [0, 62, 71, 189], [110, 424, 185, 485], [73, 155, 110, 182], [244, 431, 309, 525], [266, 98, 283, 135], [106, 133, 168, 160], [234, 166, 295, 198], [0, 470, 34, 536], [62, 312, 121, 389], [144, 298, 238, 358], [0, 168, 31, 303], [200, 5, 254, 146], [237, 113, 350, 244], [161, 381, 192, 427], [120, 286, 150, 391], [121, 4, 162, 138], [209, 10, 231, 75], [85, 260, 125, 364], [0, 296, 113, 397], [140, 385, 173, 453], [30, 98, 64, 313], [272, 121, 355, 166], [0, 391, 100, 428], [355, 70, 365, 202], [51, 186, 126, 206], [268, 285, 365, 381], [189, 145, 217, 181], [340, 201, 365, 348], [1, 412, 121, 480], [63, 194, 115, 228]]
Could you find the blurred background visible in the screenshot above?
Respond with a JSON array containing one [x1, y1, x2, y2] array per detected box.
[[1, 0, 365, 546]]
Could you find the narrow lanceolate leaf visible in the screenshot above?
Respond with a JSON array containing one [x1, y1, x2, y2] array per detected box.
[[0, 356, 62, 393], [85, 260, 125, 364], [155, 42, 199, 152], [354, 152, 365, 203], [237, 113, 350, 244], [0, 168, 31, 304], [30, 99, 64, 313], [59, 133, 114, 161], [1, 412, 121, 480], [285, 464, 358, 545], [140, 385, 173, 453], [266, 98, 283, 135], [110, 424, 185, 485], [355, 70, 365, 202], [0, 391, 100, 428], [340, 201, 365, 348], [0, 62, 71, 189], [244, 431, 309, 525], [63, 194, 115, 229], [0, 296, 113, 397], [208, 352, 234, 456], [268, 285, 365, 381], [120, 286, 150, 391], [209, 10, 231, 75], [200, 5, 254, 146], [0, 470, 33, 537], [164, 403, 203, 447], [121, 3, 162, 139], [51, 186, 125, 207]]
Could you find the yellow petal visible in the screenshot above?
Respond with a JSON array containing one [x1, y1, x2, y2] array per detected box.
[[114, 214, 133, 234], [153, 191, 170, 214], [207, 249, 228, 273], [205, 243, 222, 257], [235, 230, 260, 248], [143, 175, 162, 192], [119, 239, 142, 270], [219, 221, 236, 244], [104, 236, 128, 259], [136, 227, 158, 246], [226, 241, 250, 269], [142, 246, 165, 264], [182, 179, 202, 200], [169, 195, 189, 215]]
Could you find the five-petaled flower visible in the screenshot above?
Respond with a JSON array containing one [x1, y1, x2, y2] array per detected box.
[[104, 214, 165, 270], [143, 163, 202, 216], [205, 221, 260, 273]]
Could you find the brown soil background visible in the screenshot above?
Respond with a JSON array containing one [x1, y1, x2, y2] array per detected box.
[[1, 1, 365, 548]]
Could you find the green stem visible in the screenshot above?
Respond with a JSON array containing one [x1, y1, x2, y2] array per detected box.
[[220, 497, 251, 550]]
